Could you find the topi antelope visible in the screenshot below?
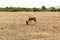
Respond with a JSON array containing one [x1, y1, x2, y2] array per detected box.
[[26, 16, 36, 25]]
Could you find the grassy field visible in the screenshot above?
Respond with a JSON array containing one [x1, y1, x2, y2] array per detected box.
[[0, 12, 60, 40]]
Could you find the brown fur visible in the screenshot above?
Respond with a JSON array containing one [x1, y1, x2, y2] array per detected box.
[[26, 16, 36, 25]]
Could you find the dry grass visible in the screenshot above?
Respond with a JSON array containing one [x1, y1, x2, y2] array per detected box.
[[0, 12, 60, 40]]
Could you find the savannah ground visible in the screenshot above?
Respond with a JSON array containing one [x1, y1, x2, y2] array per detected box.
[[0, 12, 60, 40]]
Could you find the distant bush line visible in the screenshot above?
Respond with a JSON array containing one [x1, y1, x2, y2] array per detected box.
[[0, 6, 60, 12]]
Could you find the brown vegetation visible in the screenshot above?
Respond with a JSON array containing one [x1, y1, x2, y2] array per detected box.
[[0, 12, 60, 40]]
